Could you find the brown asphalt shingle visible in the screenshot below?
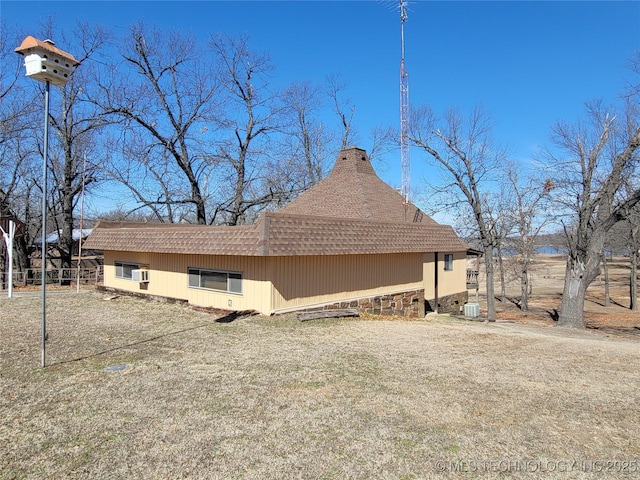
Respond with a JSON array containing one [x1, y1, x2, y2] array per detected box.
[[278, 147, 437, 225], [84, 222, 259, 255], [260, 213, 466, 256]]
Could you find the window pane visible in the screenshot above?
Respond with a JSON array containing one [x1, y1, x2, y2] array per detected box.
[[122, 263, 136, 279], [228, 273, 242, 293], [201, 271, 227, 291], [116, 262, 138, 279], [444, 254, 453, 271], [188, 269, 200, 288]]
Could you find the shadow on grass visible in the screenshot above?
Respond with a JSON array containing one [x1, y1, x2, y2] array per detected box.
[[51, 311, 249, 366], [589, 297, 628, 308], [213, 311, 249, 323]]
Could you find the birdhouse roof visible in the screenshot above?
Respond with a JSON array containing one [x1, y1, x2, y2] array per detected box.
[[14, 36, 79, 65]]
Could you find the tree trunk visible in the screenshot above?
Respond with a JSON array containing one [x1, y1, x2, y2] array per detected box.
[[603, 255, 610, 307], [15, 235, 30, 273], [60, 183, 75, 271], [496, 244, 506, 303], [484, 247, 496, 320], [193, 188, 207, 225], [631, 250, 638, 311], [558, 257, 599, 328], [520, 269, 529, 311]]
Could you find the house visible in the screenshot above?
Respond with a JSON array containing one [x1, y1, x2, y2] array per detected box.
[[34, 228, 94, 255], [84, 147, 470, 316], [35, 228, 94, 246]]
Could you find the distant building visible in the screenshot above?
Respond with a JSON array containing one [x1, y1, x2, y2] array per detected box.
[[32, 228, 95, 267], [34, 228, 93, 246]]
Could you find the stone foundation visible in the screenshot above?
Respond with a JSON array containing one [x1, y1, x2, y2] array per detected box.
[[425, 291, 469, 315], [96, 285, 189, 305], [297, 289, 425, 318]]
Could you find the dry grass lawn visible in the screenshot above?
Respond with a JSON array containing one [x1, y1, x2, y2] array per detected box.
[[1, 287, 639, 479]]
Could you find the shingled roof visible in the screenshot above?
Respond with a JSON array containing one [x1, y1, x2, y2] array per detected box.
[[84, 221, 260, 255], [279, 146, 436, 225], [85, 147, 468, 256], [256, 213, 465, 255]]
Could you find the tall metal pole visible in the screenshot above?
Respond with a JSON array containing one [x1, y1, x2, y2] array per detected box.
[[399, 0, 411, 205], [15, 36, 78, 368], [41, 80, 50, 368]]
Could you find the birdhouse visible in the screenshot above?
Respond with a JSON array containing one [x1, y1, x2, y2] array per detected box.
[[14, 36, 79, 86]]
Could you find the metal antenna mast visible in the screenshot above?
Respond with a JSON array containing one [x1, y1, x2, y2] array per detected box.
[[399, 0, 410, 203]]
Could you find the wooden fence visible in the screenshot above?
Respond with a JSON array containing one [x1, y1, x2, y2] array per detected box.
[[466, 269, 479, 289], [0, 267, 103, 289]]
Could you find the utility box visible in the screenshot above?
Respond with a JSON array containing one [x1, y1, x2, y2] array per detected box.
[[15, 36, 78, 86], [464, 302, 480, 318]]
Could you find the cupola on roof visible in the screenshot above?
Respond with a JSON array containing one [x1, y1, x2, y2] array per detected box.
[[278, 146, 435, 225]]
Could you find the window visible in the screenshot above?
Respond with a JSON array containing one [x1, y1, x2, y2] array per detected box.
[[188, 268, 242, 294], [115, 261, 141, 280], [444, 254, 454, 271]]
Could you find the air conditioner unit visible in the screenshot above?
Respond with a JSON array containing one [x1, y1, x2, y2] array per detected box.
[[464, 303, 480, 318], [132, 269, 149, 283]]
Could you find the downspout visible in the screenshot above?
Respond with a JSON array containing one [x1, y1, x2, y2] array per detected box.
[[434, 251, 439, 314]]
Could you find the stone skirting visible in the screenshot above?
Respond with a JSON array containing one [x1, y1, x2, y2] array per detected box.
[[96, 285, 189, 305], [299, 289, 426, 318], [97, 284, 466, 318], [425, 291, 469, 315]]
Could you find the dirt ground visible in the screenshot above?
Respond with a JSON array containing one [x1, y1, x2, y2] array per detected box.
[[470, 255, 640, 338]]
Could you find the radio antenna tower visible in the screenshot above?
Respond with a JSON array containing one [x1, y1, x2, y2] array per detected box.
[[399, 0, 411, 203]]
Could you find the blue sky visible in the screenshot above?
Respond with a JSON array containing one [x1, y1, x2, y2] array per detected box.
[[3, 0, 639, 213]]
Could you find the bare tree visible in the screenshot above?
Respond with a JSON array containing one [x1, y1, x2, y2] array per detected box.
[[280, 81, 327, 188], [0, 21, 33, 147], [97, 23, 218, 224], [545, 98, 640, 328], [629, 209, 640, 311], [410, 106, 507, 320], [605, 204, 640, 311], [37, 20, 110, 270], [0, 22, 39, 274], [367, 125, 397, 164], [483, 180, 517, 304], [209, 34, 291, 225], [507, 167, 555, 311], [280, 75, 379, 194], [326, 74, 357, 151]]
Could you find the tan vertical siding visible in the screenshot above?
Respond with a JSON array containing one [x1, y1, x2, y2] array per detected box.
[[439, 252, 467, 297], [103, 251, 272, 313], [269, 253, 423, 313], [423, 253, 435, 299], [422, 251, 467, 298], [103, 249, 465, 315]]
